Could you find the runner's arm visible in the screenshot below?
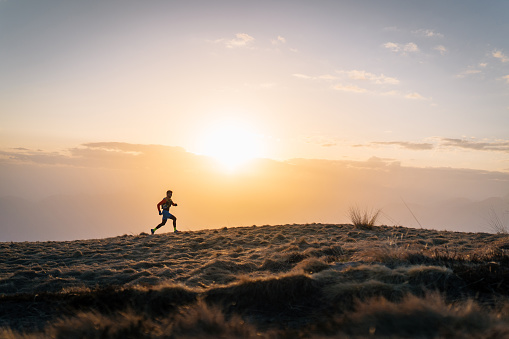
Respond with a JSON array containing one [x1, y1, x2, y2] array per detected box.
[[157, 199, 165, 213]]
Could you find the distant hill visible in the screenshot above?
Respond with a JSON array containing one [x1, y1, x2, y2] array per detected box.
[[2, 193, 508, 242], [380, 195, 509, 232], [3, 142, 509, 242]]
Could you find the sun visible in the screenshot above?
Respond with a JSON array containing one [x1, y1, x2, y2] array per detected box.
[[198, 121, 263, 171]]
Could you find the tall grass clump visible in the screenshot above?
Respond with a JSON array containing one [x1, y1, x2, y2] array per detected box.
[[487, 205, 509, 234], [348, 205, 381, 230]]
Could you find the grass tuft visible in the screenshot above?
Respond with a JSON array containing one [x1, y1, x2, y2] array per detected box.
[[348, 205, 382, 230]]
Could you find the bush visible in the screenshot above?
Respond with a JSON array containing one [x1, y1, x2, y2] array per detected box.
[[348, 205, 381, 230]]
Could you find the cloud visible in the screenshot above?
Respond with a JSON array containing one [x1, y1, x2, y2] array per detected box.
[[292, 73, 313, 79], [503, 75, 509, 84], [318, 74, 338, 80], [384, 42, 419, 53], [0, 148, 73, 165], [341, 70, 399, 85], [295, 69, 425, 100], [441, 138, 509, 153], [292, 73, 338, 80], [305, 136, 340, 148], [211, 33, 255, 48], [405, 92, 426, 100], [456, 64, 486, 79], [492, 50, 509, 63], [434, 45, 447, 55], [372, 141, 434, 151], [356, 138, 509, 154], [383, 42, 400, 52], [404, 43, 419, 52], [412, 29, 444, 38], [333, 84, 367, 93], [457, 69, 482, 78], [380, 90, 401, 96], [356, 141, 434, 151], [271, 35, 286, 45], [228, 33, 255, 48], [333, 85, 426, 100], [0, 143, 188, 169], [297, 69, 399, 85], [355, 137, 509, 154]]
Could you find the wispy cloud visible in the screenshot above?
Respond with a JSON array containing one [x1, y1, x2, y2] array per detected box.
[[0, 143, 186, 168], [305, 135, 340, 148], [0, 148, 73, 165], [294, 68, 428, 100], [405, 92, 426, 100], [340, 70, 400, 85], [333, 84, 368, 93], [503, 75, 509, 84], [271, 35, 286, 45], [412, 29, 444, 38], [355, 138, 509, 154], [441, 138, 509, 152], [457, 69, 482, 78], [292, 73, 313, 80], [383, 42, 399, 52], [492, 50, 509, 63], [384, 28, 445, 57], [356, 141, 434, 151], [212, 33, 255, 48], [318, 74, 338, 80], [434, 45, 447, 55], [293, 71, 398, 85], [377, 141, 434, 150], [294, 69, 425, 100], [292, 73, 338, 80], [227, 33, 255, 48], [384, 42, 419, 54], [456, 63, 487, 78]]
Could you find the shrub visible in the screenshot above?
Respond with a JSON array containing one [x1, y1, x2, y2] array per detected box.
[[348, 205, 381, 230]]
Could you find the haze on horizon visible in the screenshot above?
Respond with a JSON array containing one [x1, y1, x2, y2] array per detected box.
[[1, 1, 509, 241]]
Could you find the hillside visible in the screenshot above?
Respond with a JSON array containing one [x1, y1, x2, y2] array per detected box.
[[1, 224, 509, 338]]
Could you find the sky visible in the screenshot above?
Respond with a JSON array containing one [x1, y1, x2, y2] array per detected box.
[[1, 1, 509, 241]]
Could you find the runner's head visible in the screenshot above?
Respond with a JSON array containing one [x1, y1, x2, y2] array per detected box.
[[166, 190, 173, 197]]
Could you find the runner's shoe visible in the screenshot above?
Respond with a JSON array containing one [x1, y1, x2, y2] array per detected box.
[[151, 228, 155, 235]]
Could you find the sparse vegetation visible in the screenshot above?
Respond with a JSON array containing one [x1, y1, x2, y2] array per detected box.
[[487, 204, 509, 234], [1, 223, 509, 338], [348, 205, 382, 230]]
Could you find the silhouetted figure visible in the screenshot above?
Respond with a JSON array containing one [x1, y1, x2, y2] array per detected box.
[[151, 190, 178, 234]]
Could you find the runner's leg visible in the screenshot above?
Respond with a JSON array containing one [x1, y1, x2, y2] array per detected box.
[[155, 218, 167, 231]]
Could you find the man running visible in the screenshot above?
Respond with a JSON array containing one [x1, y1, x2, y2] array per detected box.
[[152, 190, 178, 234]]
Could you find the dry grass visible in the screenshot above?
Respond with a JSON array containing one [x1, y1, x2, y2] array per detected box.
[[348, 205, 381, 230], [1, 223, 509, 338], [487, 205, 509, 234]]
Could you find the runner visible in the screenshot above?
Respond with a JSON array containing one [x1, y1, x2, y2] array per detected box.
[[151, 190, 178, 234]]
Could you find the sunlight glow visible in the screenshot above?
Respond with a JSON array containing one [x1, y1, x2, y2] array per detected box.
[[199, 121, 263, 171]]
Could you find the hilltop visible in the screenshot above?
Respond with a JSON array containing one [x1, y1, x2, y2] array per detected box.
[[1, 224, 509, 338]]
